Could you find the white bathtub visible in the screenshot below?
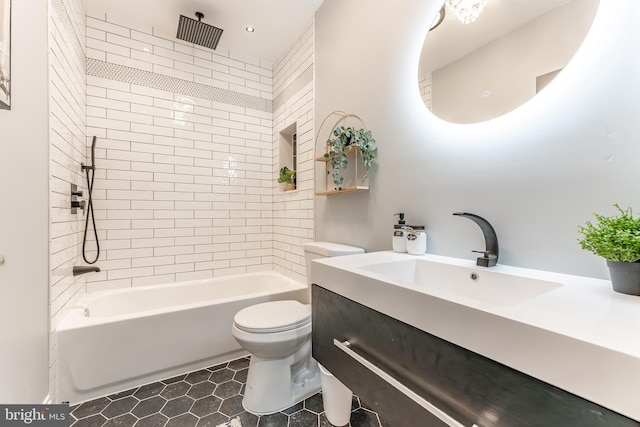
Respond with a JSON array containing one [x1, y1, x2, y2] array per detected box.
[[57, 271, 308, 404]]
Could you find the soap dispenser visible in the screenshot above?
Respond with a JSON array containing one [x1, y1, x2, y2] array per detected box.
[[393, 213, 407, 252], [404, 226, 427, 255]]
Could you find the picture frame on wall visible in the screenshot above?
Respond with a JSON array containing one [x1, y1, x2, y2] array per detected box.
[[0, 0, 10, 110]]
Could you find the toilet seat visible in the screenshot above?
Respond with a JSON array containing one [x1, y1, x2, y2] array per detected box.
[[233, 300, 311, 333]]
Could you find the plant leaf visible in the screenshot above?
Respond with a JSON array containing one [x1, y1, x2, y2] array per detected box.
[[577, 204, 640, 262]]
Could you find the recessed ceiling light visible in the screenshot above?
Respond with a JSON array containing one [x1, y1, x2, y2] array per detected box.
[[245, 26, 255, 33]]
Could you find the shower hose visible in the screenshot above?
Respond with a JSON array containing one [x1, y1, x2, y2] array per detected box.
[[82, 137, 100, 264]]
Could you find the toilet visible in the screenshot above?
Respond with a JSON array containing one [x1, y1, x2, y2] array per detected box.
[[231, 242, 364, 415]]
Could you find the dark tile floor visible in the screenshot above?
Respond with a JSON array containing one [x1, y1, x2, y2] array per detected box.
[[69, 357, 387, 427]]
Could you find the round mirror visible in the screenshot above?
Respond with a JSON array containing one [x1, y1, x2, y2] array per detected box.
[[418, 0, 599, 124]]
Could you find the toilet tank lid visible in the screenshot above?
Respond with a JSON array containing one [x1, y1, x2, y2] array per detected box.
[[304, 242, 365, 257]]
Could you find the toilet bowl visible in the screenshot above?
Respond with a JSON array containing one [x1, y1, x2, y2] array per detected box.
[[231, 242, 364, 415], [232, 300, 318, 414]]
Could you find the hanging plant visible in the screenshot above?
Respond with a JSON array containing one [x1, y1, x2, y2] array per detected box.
[[317, 112, 377, 191]]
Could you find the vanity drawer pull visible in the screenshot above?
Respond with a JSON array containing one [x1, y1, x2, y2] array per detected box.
[[334, 339, 467, 427]]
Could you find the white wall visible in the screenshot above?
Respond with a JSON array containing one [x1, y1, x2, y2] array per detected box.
[[84, 9, 276, 291], [82, 9, 317, 290], [49, 0, 87, 402], [315, 0, 640, 279], [0, 0, 50, 403], [272, 22, 316, 283]]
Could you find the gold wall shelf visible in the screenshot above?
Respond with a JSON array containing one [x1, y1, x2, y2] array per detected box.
[[314, 112, 372, 196], [315, 186, 369, 196], [315, 146, 369, 196]]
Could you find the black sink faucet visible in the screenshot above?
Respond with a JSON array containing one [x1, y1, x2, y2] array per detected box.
[[453, 212, 499, 267]]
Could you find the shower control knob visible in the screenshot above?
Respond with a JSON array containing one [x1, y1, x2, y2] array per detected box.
[[0, 256, 5, 266]]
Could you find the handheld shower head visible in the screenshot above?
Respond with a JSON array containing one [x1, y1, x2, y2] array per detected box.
[[91, 135, 97, 168], [82, 136, 97, 172], [82, 136, 100, 264]]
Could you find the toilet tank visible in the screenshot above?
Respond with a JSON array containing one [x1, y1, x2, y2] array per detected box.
[[304, 242, 364, 287]]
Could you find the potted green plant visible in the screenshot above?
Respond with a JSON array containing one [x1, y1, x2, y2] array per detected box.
[[278, 166, 296, 191], [578, 204, 640, 295], [324, 125, 377, 191]]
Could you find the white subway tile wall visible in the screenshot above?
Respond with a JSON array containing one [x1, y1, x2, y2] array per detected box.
[[84, 10, 315, 291], [49, 0, 87, 402], [273, 23, 315, 284], [45, 5, 315, 400]]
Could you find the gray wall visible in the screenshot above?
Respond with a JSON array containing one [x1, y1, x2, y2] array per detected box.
[[315, 0, 640, 278]]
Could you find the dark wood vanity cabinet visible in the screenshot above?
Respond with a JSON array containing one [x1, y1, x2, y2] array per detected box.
[[311, 284, 638, 427]]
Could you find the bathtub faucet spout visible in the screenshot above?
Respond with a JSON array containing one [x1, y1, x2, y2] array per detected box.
[[73, 265, 101, 276]]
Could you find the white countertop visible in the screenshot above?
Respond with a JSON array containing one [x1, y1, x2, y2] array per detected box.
[[311, 251, 640, 421]]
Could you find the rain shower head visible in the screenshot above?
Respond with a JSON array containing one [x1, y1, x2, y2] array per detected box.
[[176, 12, 223, 50]]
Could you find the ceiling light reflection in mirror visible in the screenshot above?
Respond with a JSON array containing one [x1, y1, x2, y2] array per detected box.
[[419, 0, 599, 124]]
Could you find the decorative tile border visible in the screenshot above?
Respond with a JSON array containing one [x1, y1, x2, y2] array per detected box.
[[51, 0, 73, 38], [87, 58, 273, 113], [273, 65, 313, 112], [51, 0, 86, 55]]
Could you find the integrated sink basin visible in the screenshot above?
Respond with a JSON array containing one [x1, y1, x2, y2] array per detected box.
[[311, 251, 640, 421], [358, 258, 563, 307]]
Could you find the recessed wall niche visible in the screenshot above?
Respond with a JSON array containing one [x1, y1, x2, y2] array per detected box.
[[279, 122, 298, 191]]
